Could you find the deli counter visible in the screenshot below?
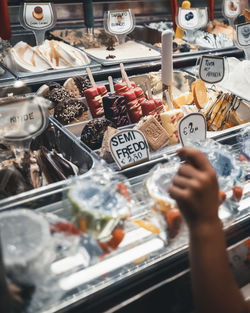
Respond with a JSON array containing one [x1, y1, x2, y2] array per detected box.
[[0, 1, 250, 313]]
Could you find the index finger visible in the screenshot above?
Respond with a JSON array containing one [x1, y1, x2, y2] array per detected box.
[[178, 147, 213, 171]]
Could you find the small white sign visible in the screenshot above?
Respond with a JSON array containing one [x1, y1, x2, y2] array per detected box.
[[178, 8, 199, 30], [199, 56, 225, 84], [109, 129, 150, 170], [0, 97, 49, 141], [106, 10, 134, 35], [23, 3, 55, 30], [236, 22, 250, 47], [178, 113, 207, 146], [223, 0, 240, 19]]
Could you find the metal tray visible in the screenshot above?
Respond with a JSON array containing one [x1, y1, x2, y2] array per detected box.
[[142, 24, 241, 58], [0, 31, 101, 84], [0, 118, 96, 209], [82, 40, 161, 67]]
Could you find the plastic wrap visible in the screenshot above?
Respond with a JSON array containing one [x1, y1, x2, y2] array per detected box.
[[0, 208, 98, 313]]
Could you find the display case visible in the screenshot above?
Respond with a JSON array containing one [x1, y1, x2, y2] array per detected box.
[[0, 1, 250, 312], [0, 125, 249, 313]]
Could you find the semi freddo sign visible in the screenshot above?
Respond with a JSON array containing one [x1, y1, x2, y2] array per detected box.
[[109, 129, 150, 170]]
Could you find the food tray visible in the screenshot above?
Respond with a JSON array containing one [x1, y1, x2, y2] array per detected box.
[[1, 31, 101, 84], [142, 24, 241, 58], [82, 40, 161, 67], [1, 153, 249, 313], [0, 118, 96, 209]]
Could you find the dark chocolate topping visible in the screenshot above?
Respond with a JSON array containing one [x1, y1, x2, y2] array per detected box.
[[36, 146, 76, 184], [45, 86, 74, 105], [54, 98, 87, 125], [73, 76, 92, 97], [81, 119, 111, 150], [0, 166, 30, 199]]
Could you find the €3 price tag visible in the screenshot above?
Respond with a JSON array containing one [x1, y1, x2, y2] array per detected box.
[[178, 113, 207, 146], [0, 96, 49, 142], [105, 9, 135, 36], [199, 55, 225, 84], [109, 129, 150, 170], [22, 2, 56, 30]]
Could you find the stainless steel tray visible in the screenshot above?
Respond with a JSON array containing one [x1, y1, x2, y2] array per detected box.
[[0, 32, 101, 84], [0, 118, 96, 209], [82, 40, 161, 67], [142, 24, 241, 58]]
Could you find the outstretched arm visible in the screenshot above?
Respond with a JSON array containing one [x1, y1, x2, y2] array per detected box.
[[169, 147, 250, 313]]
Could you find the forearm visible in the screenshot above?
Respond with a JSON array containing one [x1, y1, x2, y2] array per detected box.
[[189, 218, 249, 313]]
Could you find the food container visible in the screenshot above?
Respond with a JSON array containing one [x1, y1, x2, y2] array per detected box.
[[0, 118, 96, 209], [50, 27, 161, 66], [1, 31, 101, 83]]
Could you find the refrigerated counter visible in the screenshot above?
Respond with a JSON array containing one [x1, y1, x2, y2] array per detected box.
[[1, 125, 249, 313]]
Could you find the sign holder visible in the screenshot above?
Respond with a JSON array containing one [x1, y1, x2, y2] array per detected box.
[[20, 2, 57, 45], [109, 129, 150, 170], [178, 113, 207, 146], [236, 22, 250, 60], [176, 7, 208, 43], [104, 9, 135, 44], [199, 55, 225, 84]]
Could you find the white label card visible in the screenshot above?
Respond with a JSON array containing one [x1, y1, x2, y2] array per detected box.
[[199, 56, 225, 84], [0, 97, 49, 141], [23, 3, 55, 30], [223, 0, 240, 19], [109, 129, 150, 170], [236, 23, 250, 47], [178, 8, 199, 30], [178, 113, 207, 146], [106, 10, 134, 35]]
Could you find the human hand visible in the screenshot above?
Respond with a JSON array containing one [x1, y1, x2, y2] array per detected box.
[[168, 147, 220, 229]]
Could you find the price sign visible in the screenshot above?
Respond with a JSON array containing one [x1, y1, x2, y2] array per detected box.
[[22, 3, 55, 30], [109, 129, 150, 170], [105, 10, 135, 35], [199, 56, 225, 84], [236, 22, 250, 47], [223, 0, 240, 19], [178, 113, 207, 146], [0, 96, 49, 141], [178, 8, 199, 30]]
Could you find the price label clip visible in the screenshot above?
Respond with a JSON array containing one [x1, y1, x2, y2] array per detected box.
[[104, 9, 135, 44], [0, 96, 50, 143], [20, 2, 57, 45], [199, 55, 225, 84], [177, 7, 208, 31], [109, 129, 150, 170], [178, 113, 207, 147]]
